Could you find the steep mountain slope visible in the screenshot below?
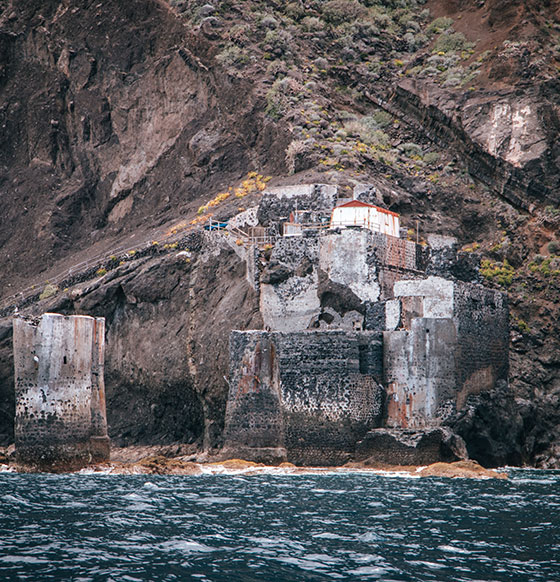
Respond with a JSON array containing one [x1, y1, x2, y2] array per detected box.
[[0, 0, 558, 466]]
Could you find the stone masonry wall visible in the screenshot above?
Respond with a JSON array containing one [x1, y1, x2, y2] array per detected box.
[[223, 330, 385, 465], [370, 232, 417, 271], [13, 313, 109, 468], [453, 282, 509, 408], [257, 184, 338, 230], [222, 332, 286, 464]]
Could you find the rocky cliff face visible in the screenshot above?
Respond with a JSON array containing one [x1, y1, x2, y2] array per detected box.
[[0, 0, 288, 294], [0, 0, 558, 466]]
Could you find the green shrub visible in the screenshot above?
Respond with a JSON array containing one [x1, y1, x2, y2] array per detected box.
[[301, 16, 324, 32], [548, 240, 560, 255], [370, 129, 390, 147], [371, 110, 393, 128], [39, 284, 59, 301], [216, 44, 249, 68], [285, 1, 306, 21], [259, 14, 279, 29], [528, 257, 560, 277], [423, 152, 440, 165], [480, 259, 515, 287], [322, 0, 366, 25], [427, 16, 453, 35], [544, 205, 560, 218], [265, 78, 295, 119], [261, 29, 292, 57], [400, 142, 423, 158], [434, 32, 474, 54], [344, 117, 390, 146], [513, 317, 531, 334]]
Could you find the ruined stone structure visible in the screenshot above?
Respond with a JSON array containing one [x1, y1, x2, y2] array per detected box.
[[13, 313, 109, 468], [383, 277, 509, 429], [222, 184, 510, 465], [223, 330, 384, 465]]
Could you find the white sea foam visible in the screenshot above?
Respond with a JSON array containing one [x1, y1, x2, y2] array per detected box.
[[438, 544, 473, 555]]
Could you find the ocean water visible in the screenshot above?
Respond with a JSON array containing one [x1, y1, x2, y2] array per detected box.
[[0, 468, 558, 581]]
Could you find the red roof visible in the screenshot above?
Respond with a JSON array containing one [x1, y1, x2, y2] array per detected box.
[[333, 200, 399, 217]]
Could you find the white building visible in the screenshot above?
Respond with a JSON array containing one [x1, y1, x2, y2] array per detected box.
[[330, 200, 400, 238]]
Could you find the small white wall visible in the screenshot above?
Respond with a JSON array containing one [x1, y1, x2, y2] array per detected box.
[[393, 277, 454, 319]]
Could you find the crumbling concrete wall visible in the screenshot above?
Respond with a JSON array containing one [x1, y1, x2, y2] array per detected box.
[[13, 313, 109, 468], [222, 332, 286, 464], [223, 186, 509, 466], [383, 277, 509, 428], [319, 230, 381, 303], [222, 330, 385, 465], [384, 318, 457, 428], [260, 236, 320, 331], [259, 229, 424, 332]]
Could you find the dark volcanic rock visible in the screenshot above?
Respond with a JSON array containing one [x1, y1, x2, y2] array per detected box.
[[0, 244, 262, 451], [446, 381, 526, 467], [356, 428, 468, 466]]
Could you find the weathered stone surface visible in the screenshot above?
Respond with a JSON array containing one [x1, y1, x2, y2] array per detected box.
[[257, 185, 338, 230], [418, 461, 508, 480], [393, 79, 558, 208], [13, 313, 109, 469], [384, 278, 509, 430], [222, 333, 287, 464], [223, 330, 385, 466], [356, 428, 468, 466], [260, 236, 320, 331], [258, 227, 421, 332], [447, 380, 525, 467], [384, 318, 457, 429], [320, 230, 382, 303]]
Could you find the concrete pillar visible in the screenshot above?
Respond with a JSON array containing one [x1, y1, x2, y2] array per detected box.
[[13, 313, 110, 469]]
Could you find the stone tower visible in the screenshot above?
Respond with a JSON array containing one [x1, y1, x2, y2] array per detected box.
[[13, 313, 110, 469]]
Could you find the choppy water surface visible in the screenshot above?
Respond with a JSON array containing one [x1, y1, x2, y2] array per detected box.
[[0, 468, 558, 581]]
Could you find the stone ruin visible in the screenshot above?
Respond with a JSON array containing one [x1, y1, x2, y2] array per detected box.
[[13, 313, 110, 469], [221, 184, 509, 465]]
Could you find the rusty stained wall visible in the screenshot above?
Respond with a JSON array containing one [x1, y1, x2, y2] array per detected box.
[[222, 332, 286, 463], [383, 278, 509, 429], [13, 313, 109, 467], [223, 330, 385, 466], [370, 232, 417, 271], [383, 318, 457, 429]]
